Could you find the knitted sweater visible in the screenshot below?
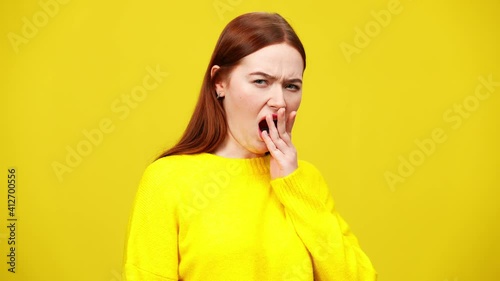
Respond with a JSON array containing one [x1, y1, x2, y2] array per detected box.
[[122, 153, 377, 280]]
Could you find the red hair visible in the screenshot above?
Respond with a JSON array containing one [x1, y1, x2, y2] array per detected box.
[[157, 12, 306, 159]]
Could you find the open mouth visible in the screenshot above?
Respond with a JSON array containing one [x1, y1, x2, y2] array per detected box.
[[259, 116, 278, 133]]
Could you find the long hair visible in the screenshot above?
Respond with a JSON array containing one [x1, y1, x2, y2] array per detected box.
[[157, 12, 306, 159]]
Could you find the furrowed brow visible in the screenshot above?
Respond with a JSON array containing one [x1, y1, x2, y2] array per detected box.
[[249, 71, 302, 84], [248, 72, 277, 80], [286, 78, 303, 84]]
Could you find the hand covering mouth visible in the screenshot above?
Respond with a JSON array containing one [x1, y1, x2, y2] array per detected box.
[[258, 115, 278, 133]]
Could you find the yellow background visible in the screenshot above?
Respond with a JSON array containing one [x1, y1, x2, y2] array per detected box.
[[1, 0, 499, 280]]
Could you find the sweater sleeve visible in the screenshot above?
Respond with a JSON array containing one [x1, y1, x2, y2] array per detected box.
[[122, 159, 179, 281], [270, 160, 377, 281]]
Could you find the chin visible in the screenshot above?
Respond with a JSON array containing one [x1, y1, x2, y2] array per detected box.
[[248, 142, 269, 156]]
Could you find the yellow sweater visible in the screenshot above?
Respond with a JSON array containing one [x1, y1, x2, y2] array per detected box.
[[122, 153, 376, 280]]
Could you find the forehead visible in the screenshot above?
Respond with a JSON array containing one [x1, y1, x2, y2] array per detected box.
[[236, 43, 304, 77]]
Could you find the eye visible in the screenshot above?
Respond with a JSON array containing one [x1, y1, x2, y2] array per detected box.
[[253, 79, 267, 86], [285, 84, 301, 91]]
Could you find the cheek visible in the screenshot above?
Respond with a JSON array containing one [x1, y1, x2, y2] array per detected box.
[[286, 94, 302, 110], [224, 84, 262, 127], [228, 81, 251, 104], [228, 83, 264, 111]]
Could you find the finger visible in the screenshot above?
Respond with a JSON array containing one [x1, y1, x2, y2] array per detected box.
[[286, 111, 297, 136], [266, 114, 279, 141], [277, 108, 287, 137], [279, 110, 292, 144], [261, 130, 281, 156], [267, 112, 290, 152]]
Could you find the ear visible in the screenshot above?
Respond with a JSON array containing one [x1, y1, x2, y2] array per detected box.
[[210, 65, 226, 97]]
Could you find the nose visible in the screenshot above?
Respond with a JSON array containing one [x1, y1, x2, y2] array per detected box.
[[267, 86, 286, 109]]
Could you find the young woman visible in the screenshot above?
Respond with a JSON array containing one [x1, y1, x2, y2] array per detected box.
[[122, 12, 377, 281]]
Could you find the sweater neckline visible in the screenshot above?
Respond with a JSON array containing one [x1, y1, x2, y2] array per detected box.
[[199, 152, 271, 176]]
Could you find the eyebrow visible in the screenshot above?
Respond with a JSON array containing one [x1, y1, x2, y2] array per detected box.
[[248, 71, 302, 84]]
